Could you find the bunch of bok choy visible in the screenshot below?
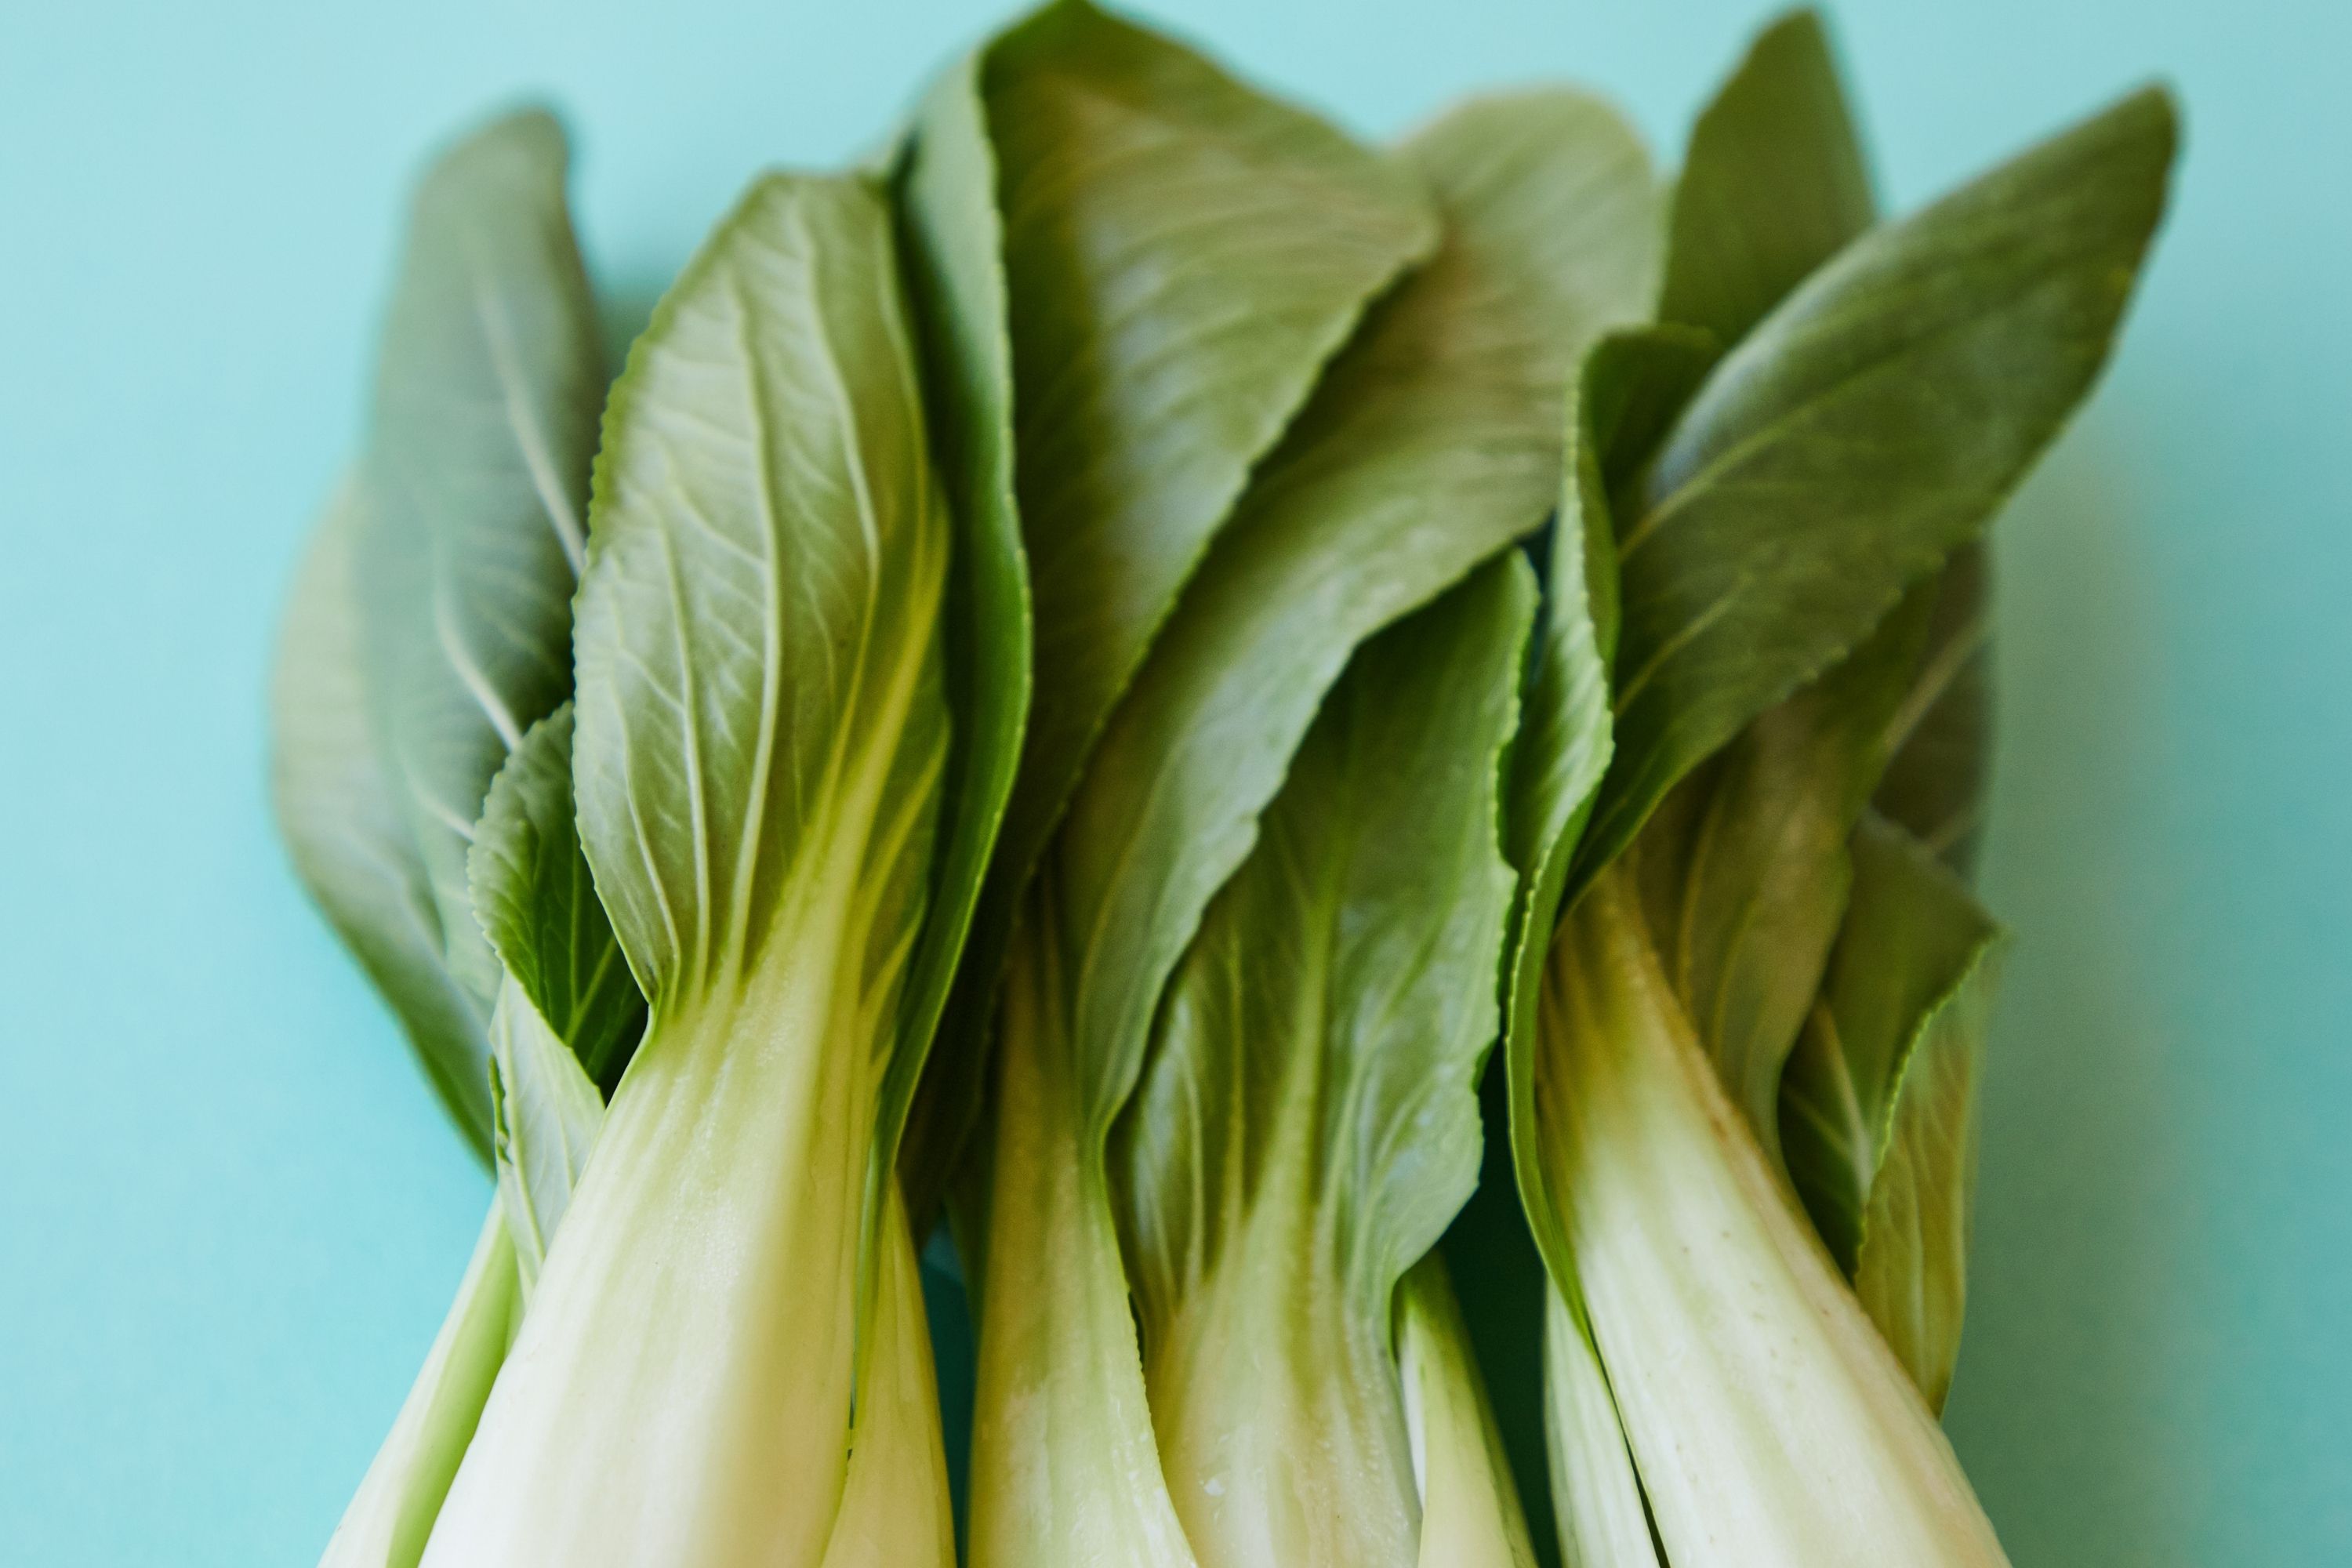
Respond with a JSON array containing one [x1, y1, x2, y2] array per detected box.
[[270, 5, 2175, 1566]]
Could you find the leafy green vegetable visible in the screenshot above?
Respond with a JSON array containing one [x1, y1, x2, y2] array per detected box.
[[960, 87, 1658, 1567], [419, 170, 959, 1566], [909, 0, 1442, 1207], [1780, 813, 2005, 1411], [1599, 16, 2016, 1437], [276, 18, 2186, 1566], [1501, 32, 2176, 1562], [1113, 561, 1533, 1568]]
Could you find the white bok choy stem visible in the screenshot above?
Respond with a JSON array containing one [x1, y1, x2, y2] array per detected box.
[[1533, 872, 2006, 1566], [1399, 1257, 1541, 1568], [318, 1210, 519, 1568], [1538, 1281, 1657, 1568]]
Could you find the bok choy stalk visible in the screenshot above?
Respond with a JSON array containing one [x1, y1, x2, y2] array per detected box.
[[417, 158, 1025, 1567], [269, 107, 630, 1568], [1495, 13, 2178, 1565], [341, 700, 645, 1564], [1112, 561, 1540, 1568], [1397, 1258, 1541, 1566], [935, 64, 1658, 1567]]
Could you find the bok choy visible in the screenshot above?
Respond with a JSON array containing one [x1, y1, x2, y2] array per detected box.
[[1502, 13, 2176, 1566], [269, 9, 2183, 1566], [416, 164, 1022, 1566]]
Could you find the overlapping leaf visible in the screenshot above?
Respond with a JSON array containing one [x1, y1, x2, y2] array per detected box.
[[273, 481, 492, 1153], [963, 82, 1658, 1568], [356, 107, 606, 1011], [468, 705, 645, 1290], [470, 705, 644, 1095], [912, 0, 1449, 1210], [1573, 85, 2178, 882], [1632, 584, 1931, 1153], [1621, 3, 1904, 1156], [979, 0, 1439, 887], [1657, 9, 1875, 347], [889, 47, 1035, 1219], [1871, 545, 1994, 877], [1036, 88, 1659, 1149], [1780, 813, 2005, 1411], [1112, 561, 1532, 1568]]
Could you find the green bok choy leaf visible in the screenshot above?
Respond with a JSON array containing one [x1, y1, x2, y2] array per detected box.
[[1113, 561, 1537, 1568], [274, 104, 605, 1163], [898, 0, 1443, 1222]]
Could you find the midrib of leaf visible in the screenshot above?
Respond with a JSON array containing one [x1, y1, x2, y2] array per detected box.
[[429, 574, 529, 760], [1879, 608, 1984, 760], [466, 252, 587, 573], [1787, 1003, 1875, 1221], [1606, 572, 1744, 717], [651, 507, 717, 991]]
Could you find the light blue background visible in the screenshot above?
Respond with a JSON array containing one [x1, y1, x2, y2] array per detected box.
[[2, 0, 2344, 1562]]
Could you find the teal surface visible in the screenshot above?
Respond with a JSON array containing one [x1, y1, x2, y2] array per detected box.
[[2, 2, 2343, 1563]]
